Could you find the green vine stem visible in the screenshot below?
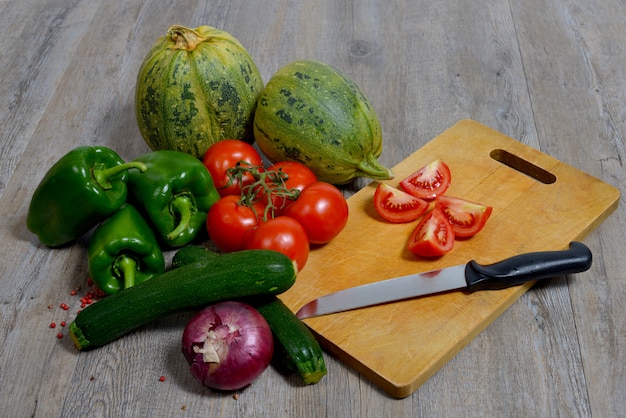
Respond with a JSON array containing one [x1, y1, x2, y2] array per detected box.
[[225, 162, 301, 221]]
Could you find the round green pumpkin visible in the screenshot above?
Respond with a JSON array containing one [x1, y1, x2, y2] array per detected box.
[[253, 60, 393, 184], [136, 25, 264, 159]]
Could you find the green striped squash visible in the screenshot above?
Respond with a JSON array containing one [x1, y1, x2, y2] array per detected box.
[[253, 60, 393, 184], [136, 25, 263, 159]]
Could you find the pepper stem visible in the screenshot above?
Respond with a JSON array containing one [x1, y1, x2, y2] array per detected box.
[[167, 194, 195, 241], [116, 255, 137, 289], [94, 161, 148, 190]]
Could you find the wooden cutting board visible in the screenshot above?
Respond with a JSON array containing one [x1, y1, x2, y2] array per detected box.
[[278, 119, 620, 398]]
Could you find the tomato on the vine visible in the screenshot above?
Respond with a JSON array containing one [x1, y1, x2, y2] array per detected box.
[[400, 159, 451, 201], [407, 207, 455, 257], [257, 161, 318, 215], [435, 195, 492, 238], [245, 216, 309, 271], [373, 183, 429, 223], [284, 182, 349, 244], [269, 162, 317, 192], [206, 195, 265, 253], [202, 139, 263, 197]]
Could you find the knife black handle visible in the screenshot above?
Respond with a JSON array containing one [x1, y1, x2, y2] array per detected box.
[[465, 242, 592, 292]]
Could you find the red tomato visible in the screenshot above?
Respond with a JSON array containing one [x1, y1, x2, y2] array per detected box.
[[407, 208, 455, 257], [400, 160, 451, 201], [245, 216, 309, 271], [435, 195, 492, 238], [257, 161, 318, 215], [202, 140, 263, 196], [373, 183, 429, 223], [206, 195, 265, 253], [268, 161, 317, 192], [284, 182, 349, 244]]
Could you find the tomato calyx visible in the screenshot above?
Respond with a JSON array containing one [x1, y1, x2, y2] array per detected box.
[[220, 160, 258, 190], [206, 195, 265, 253], [226, 164, 302, 221], [202, 140, 263, 197]]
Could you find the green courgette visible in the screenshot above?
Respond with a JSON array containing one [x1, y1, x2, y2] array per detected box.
[[69, 249, 296, 350], [171, 244, 219, 268], [174, 245, 327, 384], [254, 297, 327, 384]]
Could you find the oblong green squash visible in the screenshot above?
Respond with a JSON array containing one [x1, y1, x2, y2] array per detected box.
[[136, 25, 264, 159], [253, 60, 393, 184]]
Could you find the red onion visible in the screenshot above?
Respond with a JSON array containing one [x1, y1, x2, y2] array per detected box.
[[181, 301, 274, 391]]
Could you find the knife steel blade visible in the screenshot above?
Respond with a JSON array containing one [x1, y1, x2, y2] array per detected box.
[[295, 242, 592, 319]]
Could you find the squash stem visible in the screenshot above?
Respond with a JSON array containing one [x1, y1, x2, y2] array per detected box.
[[167, 25, 207, 51], [356, 155, 394, 180]]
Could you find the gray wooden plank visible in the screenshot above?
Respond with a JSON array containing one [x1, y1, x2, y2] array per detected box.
[[0, 0, 101, 199], [0, 0, 624, 416], [511, 0, 626, 414]]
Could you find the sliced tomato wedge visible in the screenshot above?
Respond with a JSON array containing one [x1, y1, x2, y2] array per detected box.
[[373, 183, 429, 223], [407, 207, 455, 257], [400, 159, 451, 201], [435, 195, 492, 238]]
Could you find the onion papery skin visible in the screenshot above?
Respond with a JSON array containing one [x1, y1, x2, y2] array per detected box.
[[182, 301, 274, 391]]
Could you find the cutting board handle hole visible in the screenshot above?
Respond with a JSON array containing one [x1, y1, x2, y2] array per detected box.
[[490, 149, 557, 184]]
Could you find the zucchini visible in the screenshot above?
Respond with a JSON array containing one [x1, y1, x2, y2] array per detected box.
[[254, 297, 327, 385], [171, 245, 219, 268], [69, 249, 296, 350], [173, 245, 327, 384]]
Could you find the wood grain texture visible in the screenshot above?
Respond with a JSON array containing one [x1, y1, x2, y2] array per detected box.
[[0, 0, 624, 416]]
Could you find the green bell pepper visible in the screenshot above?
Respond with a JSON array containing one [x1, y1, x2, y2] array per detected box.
[[128, 150, 220, 247], [26, 146, 147, 247], [88, 203, 165, 295]]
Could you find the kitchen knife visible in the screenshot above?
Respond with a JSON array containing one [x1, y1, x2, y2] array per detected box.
[[295, 242, 592, 319]]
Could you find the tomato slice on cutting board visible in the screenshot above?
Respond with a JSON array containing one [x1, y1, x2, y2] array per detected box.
[[407, 207, 455, 257], [435, 195, 493, 238], [373, 183, 429, 223], [400, 159, 451, 201]]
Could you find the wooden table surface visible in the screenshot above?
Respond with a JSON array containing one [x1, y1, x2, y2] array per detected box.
[[1, 1, 624, 417]]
